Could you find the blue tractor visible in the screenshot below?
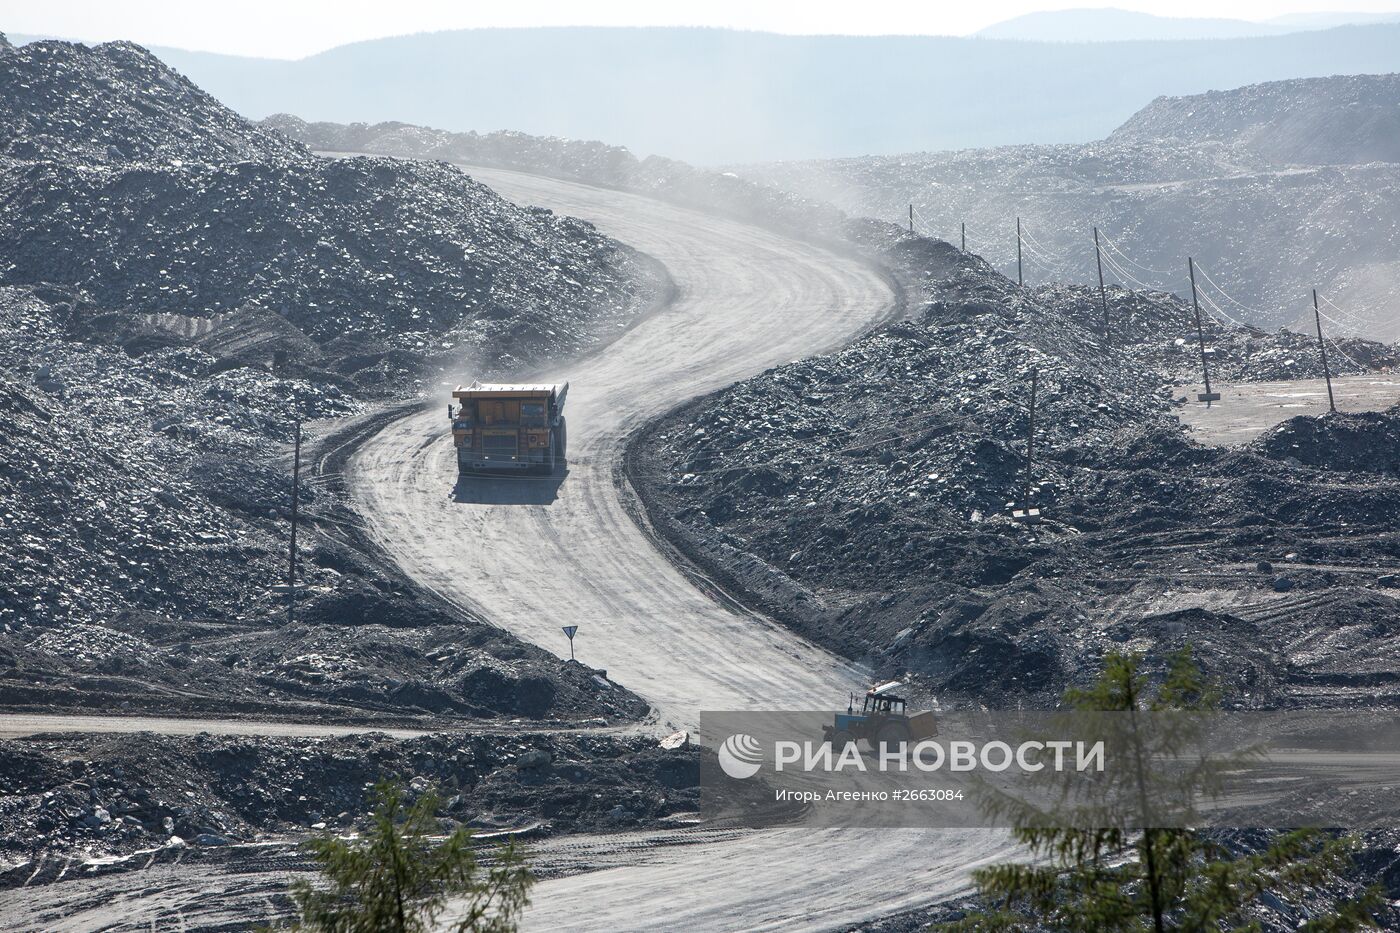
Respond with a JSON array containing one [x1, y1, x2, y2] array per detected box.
[[822, 681, 937, 752]]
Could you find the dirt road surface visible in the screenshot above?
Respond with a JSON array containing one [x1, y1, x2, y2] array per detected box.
[[1176, 374, 1400, 445], [349, 166, 891, 726]]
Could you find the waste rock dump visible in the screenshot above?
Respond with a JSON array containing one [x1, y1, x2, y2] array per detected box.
[[631, 232, 1400, 707], [0, 37, 658, 724]]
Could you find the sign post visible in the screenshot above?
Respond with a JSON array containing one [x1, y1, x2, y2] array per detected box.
[[562, 625, 578, 661]]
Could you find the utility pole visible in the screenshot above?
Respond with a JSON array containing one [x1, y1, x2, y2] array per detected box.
[[961, 222, 966, 252], [1093, 227, 1110, 340], [1313, 289, 1337, 413], [288, 417, 301, 625], [1016, 217, 1023, 287], [1011, 368, 1042, 524], [1188, 258, 1220, 404], [1024, 366, 1037, 510], [908, 204, 914, 234]]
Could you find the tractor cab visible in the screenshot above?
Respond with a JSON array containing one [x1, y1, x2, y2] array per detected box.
[[826, 681, 937, 750], [861, 682, 907, 717]]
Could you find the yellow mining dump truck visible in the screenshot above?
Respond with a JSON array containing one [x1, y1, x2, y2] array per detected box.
[[449, 381, 568, 475]]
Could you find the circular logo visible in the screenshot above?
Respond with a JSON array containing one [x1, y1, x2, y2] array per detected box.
[[717, 733, 764, 779]]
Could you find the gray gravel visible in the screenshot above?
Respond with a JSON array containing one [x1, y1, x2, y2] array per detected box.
[[629, 233, 1400, 709], [0, 37, 658, 725]]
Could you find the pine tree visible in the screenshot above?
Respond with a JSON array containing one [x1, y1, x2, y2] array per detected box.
[[936, 648, 1381, 932], [286, 779, 533, 933]]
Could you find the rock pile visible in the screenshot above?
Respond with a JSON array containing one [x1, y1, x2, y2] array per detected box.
[[0, 288, 288, 632], [0, 38, 290, 165], [0, 286, 644, 724], [265, 114, 851, 247], [0, 728, 697, 862], [0, 155, 652, 359], [0, 38, 657, 724], [630, 235, 1400, 706], [1253, 408, 1400, 475], [1110, 74, 1400, 167]]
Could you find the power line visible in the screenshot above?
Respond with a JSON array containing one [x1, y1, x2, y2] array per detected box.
[[1315, 308, 1373, 371], [1019, 237, 1074, 279], [1095, 228, 1174, 278], [1197, 289, 1247, 330], [1191, 261, 1266, 321], [1098, 247, 1155, 292], [1094, 235, 1156, 290], [1016, 220, 1081, 280], [1020, 229, 1075, 274], [1017, 221, 1072, 267], [910, 204, 939, 238], [1317, 293, 1374, 332], [1017, 227, 1076, 279], [1099, 244, 1169, 290]]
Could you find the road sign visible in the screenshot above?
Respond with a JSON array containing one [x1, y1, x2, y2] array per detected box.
[[562, 625, 578, 661]]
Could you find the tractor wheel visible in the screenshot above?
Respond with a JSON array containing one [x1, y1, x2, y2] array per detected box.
[[827, 729, 857, 752], [874, 722, 910, 756]]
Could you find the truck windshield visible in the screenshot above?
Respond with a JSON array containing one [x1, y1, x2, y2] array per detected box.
[[521, 402, 546, 425]]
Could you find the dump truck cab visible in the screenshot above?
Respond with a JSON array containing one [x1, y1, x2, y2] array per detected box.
[[449, 381, 568, 475]]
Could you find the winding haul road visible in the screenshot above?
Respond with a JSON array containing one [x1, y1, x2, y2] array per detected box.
[[350, 166, 887, 725], [347, 167, 1019, 930], [0, 166, 1016, 932]]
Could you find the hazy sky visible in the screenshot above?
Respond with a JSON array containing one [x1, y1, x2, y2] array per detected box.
[[5, 1, 1400, 58]]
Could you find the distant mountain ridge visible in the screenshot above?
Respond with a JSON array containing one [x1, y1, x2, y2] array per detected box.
[[975, 8, 1400, 42], [976, 9, 1284, 41], [741, 71, 1400, 341], [11, 25, 1400, 162], [1110, 73, 1400, 166]]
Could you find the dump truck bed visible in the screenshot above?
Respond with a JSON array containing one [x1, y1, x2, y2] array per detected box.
[[449, 381, 569, 474], [452, 382, 568, 408]]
